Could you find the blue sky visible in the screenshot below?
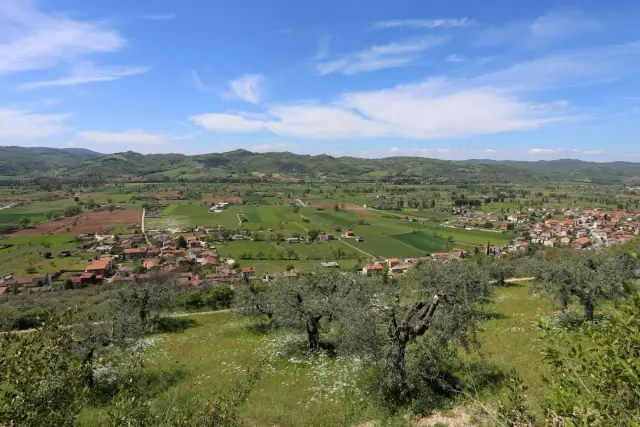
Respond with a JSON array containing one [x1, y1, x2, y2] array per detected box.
[[1, 0, 640, 161]]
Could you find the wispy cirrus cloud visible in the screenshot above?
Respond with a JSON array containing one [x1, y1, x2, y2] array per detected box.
[[0, 108, 70, 139], [477, 9, 603, 48], [0, 2, 148, 87], [446, 53, 465, 63], [371, 18, 473, 30], [475, 41, 640, 91], [226, 74, 266, 104], [78, 129, 193, 147], [528, 148, 561, 154], [190, 70, 212, 92], [20, 63, 150, 89], [529, 148, 604, 156], [316, 36, 449, 75], [314, 35, 331, 60]]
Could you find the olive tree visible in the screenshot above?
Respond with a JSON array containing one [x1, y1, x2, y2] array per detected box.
[[338, 261, 492, 404], [531, 249, 637, 320], [0, 310, 86, 426], [237, 269, 362, 351], [109, 274, 176, 341]]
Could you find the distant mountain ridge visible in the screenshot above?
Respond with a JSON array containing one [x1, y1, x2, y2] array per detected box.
[[1, 146, 639, 184], [0, 146, 102, 176]]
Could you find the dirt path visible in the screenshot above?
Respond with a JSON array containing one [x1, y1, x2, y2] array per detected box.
[[0, 202, 18, 211], [293, 221, 309, 232], [338, 237, 375, 259]]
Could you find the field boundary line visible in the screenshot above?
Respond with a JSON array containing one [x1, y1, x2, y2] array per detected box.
[[293, 221, 309, 232], [0, 203, 19, 211], [338, 237, 375, 258], [296, 199, 307, 207]]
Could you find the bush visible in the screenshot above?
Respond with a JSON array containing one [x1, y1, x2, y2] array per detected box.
[[204, 286, 235, 310], [43, 251, 53, 259], [179, 291, 205, 310]]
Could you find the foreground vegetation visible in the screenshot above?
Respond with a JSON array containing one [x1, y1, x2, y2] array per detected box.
[[0, 245, 638, 426]]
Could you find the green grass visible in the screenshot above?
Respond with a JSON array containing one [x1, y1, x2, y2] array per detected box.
[[391, 231, 450, 253], [217, 240, 359, 262], [0, 238, 92, 277], [79, 312, 387, 427], [425, 226, 515, 246], [76, 284, 559, 426], [465, 283, 556, 416]]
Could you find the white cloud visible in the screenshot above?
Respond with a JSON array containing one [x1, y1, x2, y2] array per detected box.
[[142, 14, 175, 21], [371, 18, 472, 30], [189, 113, 266, 132], [0, 2, 124, 74], [528, 148, 561, 154], [477, 9, 602, 48], [572, 148, 604, 155], [251, 143, 289, 152], [20, 63, 150, 89], [227, 74, 265, 104], [191, 77, 570, 140], [316, 36, 449, 75], [484, 149, 499, 153], [446, 53, 465, 63], [78, 130, 192, 146], [0, 108, 70, 139]]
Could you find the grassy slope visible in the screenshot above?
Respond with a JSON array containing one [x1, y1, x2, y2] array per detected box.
[[78, 284, 556, 426]]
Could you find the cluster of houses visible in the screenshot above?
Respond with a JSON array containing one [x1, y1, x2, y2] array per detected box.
[[0, 273, 54, 295], [361, 251, 468, 277], [510, 209, 640, 250]]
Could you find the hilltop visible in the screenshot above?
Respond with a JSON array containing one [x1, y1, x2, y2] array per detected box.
[[2, 146, 640, 184]]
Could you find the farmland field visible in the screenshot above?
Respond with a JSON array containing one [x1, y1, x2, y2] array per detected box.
[[146, 203, 512, 259], [12, 210, 143, 236], [425, 225, 515, 245]]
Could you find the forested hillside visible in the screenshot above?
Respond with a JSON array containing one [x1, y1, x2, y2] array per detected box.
[[2, 146, 640, 184]]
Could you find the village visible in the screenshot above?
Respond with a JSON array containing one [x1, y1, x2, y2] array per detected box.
[[2, 200, 640, 296]]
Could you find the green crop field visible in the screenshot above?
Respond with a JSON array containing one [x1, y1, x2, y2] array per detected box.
[[146, 203, 517, 259], [425, 226, 515, 246], [391, 231, 450, 253]]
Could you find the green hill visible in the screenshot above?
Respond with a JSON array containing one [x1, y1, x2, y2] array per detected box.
[[0, 146, 101, 175], [2, 146, 639, 184]]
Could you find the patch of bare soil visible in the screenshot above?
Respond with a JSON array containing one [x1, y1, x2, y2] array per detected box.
[[13, 210, 142, 235]]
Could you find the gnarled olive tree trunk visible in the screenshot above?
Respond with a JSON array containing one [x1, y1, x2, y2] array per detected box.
[[382, 296, 440, 403], [306, 315, 322, 351]]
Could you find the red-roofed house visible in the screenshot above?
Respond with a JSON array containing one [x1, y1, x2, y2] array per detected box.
[[124, 248, 145, 260], [386, 258, 400, 268], [431, 252, 450, 261], [242, 266, 256, 280], [362, 263, 384, 276], [85, 257, 113, 274], [143, 258, 162, 272]]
